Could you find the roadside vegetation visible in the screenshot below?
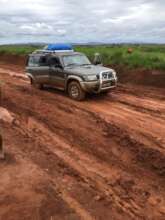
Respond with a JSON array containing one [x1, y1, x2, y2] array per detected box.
[[76, 45, 165, 70], [0, 45, 40, 56], [0, 44, 165, 70]]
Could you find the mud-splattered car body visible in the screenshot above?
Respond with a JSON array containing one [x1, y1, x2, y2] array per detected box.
[[26, 50, 117, 100]]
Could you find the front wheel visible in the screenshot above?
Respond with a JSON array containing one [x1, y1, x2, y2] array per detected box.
[[68, 81, 86, 101]]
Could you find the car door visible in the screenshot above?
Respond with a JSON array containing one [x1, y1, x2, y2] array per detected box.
[[49, 57, 66, 89], [33, 56, 50, 84], [26, 56, 50, 84]]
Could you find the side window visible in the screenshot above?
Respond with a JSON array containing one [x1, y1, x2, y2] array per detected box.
[[39, 56, 48, 66], [33, 57, 40, 66], [48, 57, 60, 66], [28, 56, 40, 67], [28, 57, 34, 67]]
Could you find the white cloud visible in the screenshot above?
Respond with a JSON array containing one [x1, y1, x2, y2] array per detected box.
[[102, 3, 153, 24], [92, 9, 108, 15], [0, 0, 165, 44], [20, 23, 54, 36], [57, 29, 67, 35]]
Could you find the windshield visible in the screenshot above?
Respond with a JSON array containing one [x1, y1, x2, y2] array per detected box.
[[63, 54, 91, 67]]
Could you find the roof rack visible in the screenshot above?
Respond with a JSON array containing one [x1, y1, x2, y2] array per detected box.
[[32, 43, 74, 55], [32, 49, 74, 55], [32, 50, 51, 54]]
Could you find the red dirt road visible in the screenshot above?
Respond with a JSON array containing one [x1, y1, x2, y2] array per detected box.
[[0, 63, 165, 220]]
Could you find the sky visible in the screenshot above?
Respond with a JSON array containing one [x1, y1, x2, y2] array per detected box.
[[0, 0, 165, 44]]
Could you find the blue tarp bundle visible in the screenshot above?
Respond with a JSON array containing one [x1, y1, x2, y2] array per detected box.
[[46, 43, 73, 51]]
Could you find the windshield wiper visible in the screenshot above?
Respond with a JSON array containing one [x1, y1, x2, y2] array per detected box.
[[80, 64, 91, 66], [66, 63, 77, 67]]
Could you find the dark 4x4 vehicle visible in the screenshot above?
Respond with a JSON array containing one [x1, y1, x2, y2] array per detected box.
[[26, 44, 117, 101]]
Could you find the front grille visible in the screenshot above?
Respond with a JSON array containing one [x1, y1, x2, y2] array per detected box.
[[102, 81, 111, 88], [98, 71, 116, 91], [102, 72, 113, 80]]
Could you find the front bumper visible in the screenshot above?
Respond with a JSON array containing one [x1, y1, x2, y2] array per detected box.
[[80, 77, 117, 93]]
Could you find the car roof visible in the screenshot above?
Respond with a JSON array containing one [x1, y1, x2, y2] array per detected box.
[[54, 52, 83, 56], [29, 51, 83, 57]]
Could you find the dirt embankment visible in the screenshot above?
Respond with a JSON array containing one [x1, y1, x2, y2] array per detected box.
[[0, 59, 165, 219], [110, 64, 165, 88], [0, 53, 27, 67], [0, 53, 165, 88]]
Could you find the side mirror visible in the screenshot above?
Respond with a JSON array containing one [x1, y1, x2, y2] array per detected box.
[[93, 53, 102, 65], [55, 64, 63, 69]]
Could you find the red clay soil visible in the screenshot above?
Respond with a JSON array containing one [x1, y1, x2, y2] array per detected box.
[[0, 58, 165, 219], [0, 53, 27, 66], [111, 65, 165, 88]]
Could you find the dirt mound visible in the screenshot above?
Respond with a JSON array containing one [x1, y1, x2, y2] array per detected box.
[[0, 107, 14, 124], [0, 53, 27, 67], [112, 65, 165, 88]]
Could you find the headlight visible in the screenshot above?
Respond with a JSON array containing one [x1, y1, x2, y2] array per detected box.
[[83, 75, 98, 81]]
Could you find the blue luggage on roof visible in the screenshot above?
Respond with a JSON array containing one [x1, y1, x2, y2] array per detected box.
[[46, 43, 73, 51]]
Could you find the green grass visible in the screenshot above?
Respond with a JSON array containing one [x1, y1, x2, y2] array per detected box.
[[75, 45, 165, 70], [0, 44, 165, 70], [0, 45, 40, 55]]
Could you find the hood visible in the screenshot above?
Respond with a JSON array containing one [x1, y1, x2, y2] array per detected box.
[[64, 65, 114, 76]]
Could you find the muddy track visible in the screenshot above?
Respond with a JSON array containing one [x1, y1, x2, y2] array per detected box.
[[0, 64, 165, 220]]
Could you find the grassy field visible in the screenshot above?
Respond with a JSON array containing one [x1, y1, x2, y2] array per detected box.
[[0, 44, 165, 70]]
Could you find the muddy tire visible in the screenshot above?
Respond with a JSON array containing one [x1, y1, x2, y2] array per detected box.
[[68, 81, 86, 101], [30, 78, 43, 90]]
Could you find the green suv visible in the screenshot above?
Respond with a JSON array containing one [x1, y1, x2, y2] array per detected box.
[[26, 44, 117, 101]]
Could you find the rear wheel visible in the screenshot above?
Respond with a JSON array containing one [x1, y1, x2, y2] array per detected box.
[[68, 81, 86, 101], [30, 78, 43, 90]]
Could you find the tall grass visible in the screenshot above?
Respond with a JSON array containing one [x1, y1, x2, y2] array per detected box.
[[75, 45, 165, 70], [0, 44, 165, 70], [0, 45, 40, 55]]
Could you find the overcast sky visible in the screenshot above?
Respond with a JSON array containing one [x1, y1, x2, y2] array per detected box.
[[0, 0, 165, 44]]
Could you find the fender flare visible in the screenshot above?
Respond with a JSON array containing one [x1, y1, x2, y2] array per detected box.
[[26, 73, 35, 83], [65, 75, 83, 90]]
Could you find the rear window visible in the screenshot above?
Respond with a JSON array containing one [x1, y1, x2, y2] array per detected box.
[[28, 56, 40, 67]]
